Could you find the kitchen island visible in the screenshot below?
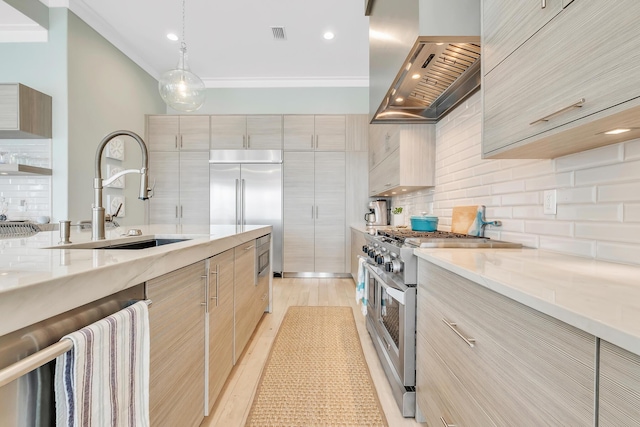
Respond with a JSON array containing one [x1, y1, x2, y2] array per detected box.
[[0, 224, 271, 336]]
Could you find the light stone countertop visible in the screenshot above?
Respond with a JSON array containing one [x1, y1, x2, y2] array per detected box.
[[0, 224, 271, 336], [414, 248, 640, 356]]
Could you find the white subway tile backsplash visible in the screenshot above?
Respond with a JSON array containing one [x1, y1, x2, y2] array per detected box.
[[555, 144, 623, 172], [557, 187, 596, 204], [597, 182, 640, 202], [389, 91, 640, 265], [624, 204, 640, 222], [524, 221, 573, 237], [539, 236, 595, 258], [556, 204, 622, 222], [575, 161, 640, 186]]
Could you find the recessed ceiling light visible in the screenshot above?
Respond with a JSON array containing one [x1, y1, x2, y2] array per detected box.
[[412, 73, 421, 80], [604, 128, 631, 135], [323, 32, 335, 40], [166, 33, 179, 41], [395, 97, 404, 103], [402, 189, 407, 191], [405, 62, 412, 71]]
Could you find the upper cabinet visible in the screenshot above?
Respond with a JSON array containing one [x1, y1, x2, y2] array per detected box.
[[146, 115, 210, 152], [482, 0, 640, 159], [210, 115, 282, 150], [283, 115, 346, 151], [0, 84, 52, 139]]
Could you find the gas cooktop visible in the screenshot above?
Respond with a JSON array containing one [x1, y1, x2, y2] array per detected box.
[[376, 228, 522, 249]]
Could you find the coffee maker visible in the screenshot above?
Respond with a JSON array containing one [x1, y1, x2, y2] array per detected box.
[[365, 200, 388, 226]]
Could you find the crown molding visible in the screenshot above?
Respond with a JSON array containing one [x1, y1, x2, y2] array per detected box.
[[202, 77, 369, 89]]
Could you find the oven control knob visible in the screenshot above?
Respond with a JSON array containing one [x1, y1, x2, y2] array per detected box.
[[375, 254, 384, 264], [377, 254, 391, 265], [385, 259, 403, 273], [368, 249, 376, 258], [362, 245, 368, 253]]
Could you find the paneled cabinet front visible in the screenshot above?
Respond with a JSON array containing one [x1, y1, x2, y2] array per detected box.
[[483, 0, 640, 158], [283, 151, 346, 273], [599, 340, 640, 426], [146, 115, 210, 151], [147, 261, 206, 427], [148, 151, 210, 225], [233, 241, 257, 363], [210, 115, 282, 150], [283, 115, 346, 151], [417, 260, 595, 426]]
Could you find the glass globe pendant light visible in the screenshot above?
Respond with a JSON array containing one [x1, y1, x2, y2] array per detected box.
[[158, 0, 206, 112]]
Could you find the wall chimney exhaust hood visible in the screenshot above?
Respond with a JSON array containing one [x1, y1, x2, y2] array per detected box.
[[369, 0, 481, 124]]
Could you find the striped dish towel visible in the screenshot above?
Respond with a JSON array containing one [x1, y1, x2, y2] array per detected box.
[[55, 301, 150, 427], [356, 257, 368, 316]]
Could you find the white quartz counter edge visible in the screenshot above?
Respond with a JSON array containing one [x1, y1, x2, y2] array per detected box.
[[414, 248, 640, 356], [0, 225, 271, 336]]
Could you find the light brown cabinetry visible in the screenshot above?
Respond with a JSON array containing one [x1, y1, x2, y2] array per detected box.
[[599, 340, 640, 426], [146, 115, 210, 151], [283, 115, 346, 151], [368, 124, 435, 197], [147, 261, 206, 427], [147, 151, 209, 225], [210, 115, 282, 150], [417, 259, 595, 426], [205, 249, 234, 414], [283, 151, 346, 273], [233, 240, 257, 363], [482, 0, 640, 159], [0, 83, 52, 139], [350, 228, 367, 280]]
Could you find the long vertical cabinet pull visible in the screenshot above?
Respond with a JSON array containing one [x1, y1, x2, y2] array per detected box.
[[541, 0, 546, 8], [247, 135, 250, 149], [315, 135, 319, 149], [242, 135, 246, 149], [311, 205, 314, 219], [316, 206, 319, 219], [175, 205, 179, 219], [175, 135, 178, 149], [310, 135, 314, 149], [180, 134, 183, 148], [210, 263, 219, 307], [180, 205, 183, 219]]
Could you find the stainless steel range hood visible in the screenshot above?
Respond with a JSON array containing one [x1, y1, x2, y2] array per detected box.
[[369, 0, 481, 124]]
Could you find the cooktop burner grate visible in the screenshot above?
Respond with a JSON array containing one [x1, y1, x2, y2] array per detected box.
[[377, 229, 478, 243]]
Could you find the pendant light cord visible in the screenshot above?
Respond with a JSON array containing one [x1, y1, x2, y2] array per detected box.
[[181, 0, 186, 46]]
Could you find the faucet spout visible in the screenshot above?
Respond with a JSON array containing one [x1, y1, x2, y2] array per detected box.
[[92, 130, 151, 240]]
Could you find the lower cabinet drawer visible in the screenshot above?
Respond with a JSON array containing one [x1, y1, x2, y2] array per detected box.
[[599, 340, 640, 426], [417, 260, 595, 426], [416, 330, 496, 427]]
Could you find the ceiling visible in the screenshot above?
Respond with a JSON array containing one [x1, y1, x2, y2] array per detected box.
[[1, 0, 370, 88]]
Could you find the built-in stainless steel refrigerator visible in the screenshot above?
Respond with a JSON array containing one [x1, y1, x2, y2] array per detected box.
[[209, 150, 283, 273]]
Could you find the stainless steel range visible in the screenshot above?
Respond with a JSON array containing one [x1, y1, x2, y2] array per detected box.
[[361, 228, 521, 417]]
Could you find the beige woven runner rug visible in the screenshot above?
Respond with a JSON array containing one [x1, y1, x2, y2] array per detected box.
[[246, 306, 388, 427]]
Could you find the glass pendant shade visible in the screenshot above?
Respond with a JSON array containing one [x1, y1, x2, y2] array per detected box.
[[158, 44, 206, 112]]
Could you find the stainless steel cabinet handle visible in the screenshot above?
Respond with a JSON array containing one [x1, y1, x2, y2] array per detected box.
[[442, 318, 476, 347], [244, 245, 255, 250], [210, 264, 219, 307], [175, 135, 178, 149], [440, 416, 456, 427], [315, 135, 319, 149], [180, 134, 183, 148], [175, 205, 178, 219], [180, 205, 183, 218], [247, 135, 250, 148], [530, 98, 585, 125], [316, 206, 319, 219], [243, 135, 246, 148], [311, 205, 314, 219], [541, 0, 546, 9]]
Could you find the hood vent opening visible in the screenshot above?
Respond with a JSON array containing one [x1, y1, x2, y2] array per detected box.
[[421, 54, 435, 69], [271, 26, 287, 41]]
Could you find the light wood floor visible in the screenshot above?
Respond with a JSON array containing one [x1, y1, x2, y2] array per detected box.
[[201, 277, 424, 427]]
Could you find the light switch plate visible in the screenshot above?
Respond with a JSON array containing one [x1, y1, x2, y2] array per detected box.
[[543, 189, 557, 215]]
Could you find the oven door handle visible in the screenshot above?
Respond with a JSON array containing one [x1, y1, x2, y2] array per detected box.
[[364, 264, 406, 305]]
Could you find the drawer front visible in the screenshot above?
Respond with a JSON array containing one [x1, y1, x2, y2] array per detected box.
[[599, 340, 640, 426], [483, 1, 640, 155], [418, 260, 595, 426], [416, 330, 496, 427]]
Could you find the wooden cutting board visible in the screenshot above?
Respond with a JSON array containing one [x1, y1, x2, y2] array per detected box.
[[451, 205, 484, 236]]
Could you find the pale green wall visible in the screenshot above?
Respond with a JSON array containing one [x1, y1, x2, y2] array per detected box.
[[169, 87, 369, 114], [0, 8, 69, 221], [67, 11, 165, 226]]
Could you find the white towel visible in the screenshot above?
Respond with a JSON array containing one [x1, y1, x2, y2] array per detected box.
[[55, 301, 150, 427], [356, 257, 368, 316]]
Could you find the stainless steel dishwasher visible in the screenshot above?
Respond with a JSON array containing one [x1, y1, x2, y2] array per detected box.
[[0, 285, 145, 426], [256, 233, 270, 285]]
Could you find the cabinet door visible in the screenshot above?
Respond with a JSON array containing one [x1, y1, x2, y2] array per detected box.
[[246, 115, 282, 149], [599, 340, 640, 426], [483, 0, 563, 75], [148, 152, 180, 224], [283, 115, 315, 150], [283, 152, 315, 272], [483, 1, 640, 157], [314, 115, 346, 151], [147, 115, 179, 152], [179, 152, 210, 225], [207, 250, 234, 413], [179, 116, 210, 151], [369, 148, 400, 197], [314, 152, 346, 273], [147, 261, 206, 427], [210, 115, 246, 149], [346, 114, 369, 152], [234, 241, 256, 363]]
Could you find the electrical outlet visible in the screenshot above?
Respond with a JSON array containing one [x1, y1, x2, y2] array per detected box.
[[543, 189, 557, 215]]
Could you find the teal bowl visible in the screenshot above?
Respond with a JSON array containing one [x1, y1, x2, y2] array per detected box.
[[410, 215, 438, 232]]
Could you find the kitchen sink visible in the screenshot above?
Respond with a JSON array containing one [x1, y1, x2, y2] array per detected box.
[[48, 237, 192, 250]]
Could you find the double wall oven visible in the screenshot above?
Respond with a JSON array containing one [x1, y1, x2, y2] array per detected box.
[[361, 228, 521, 418]]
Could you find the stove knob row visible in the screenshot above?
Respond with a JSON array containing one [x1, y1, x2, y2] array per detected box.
[[384, 259, 403, 273]]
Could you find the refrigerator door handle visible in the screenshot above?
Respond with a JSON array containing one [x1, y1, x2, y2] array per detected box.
[[235, 179, 241, 228], [242, 179, 246, 226]]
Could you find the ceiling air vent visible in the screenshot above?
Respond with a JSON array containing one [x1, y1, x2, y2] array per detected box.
[[271, 26, 287, 41]]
